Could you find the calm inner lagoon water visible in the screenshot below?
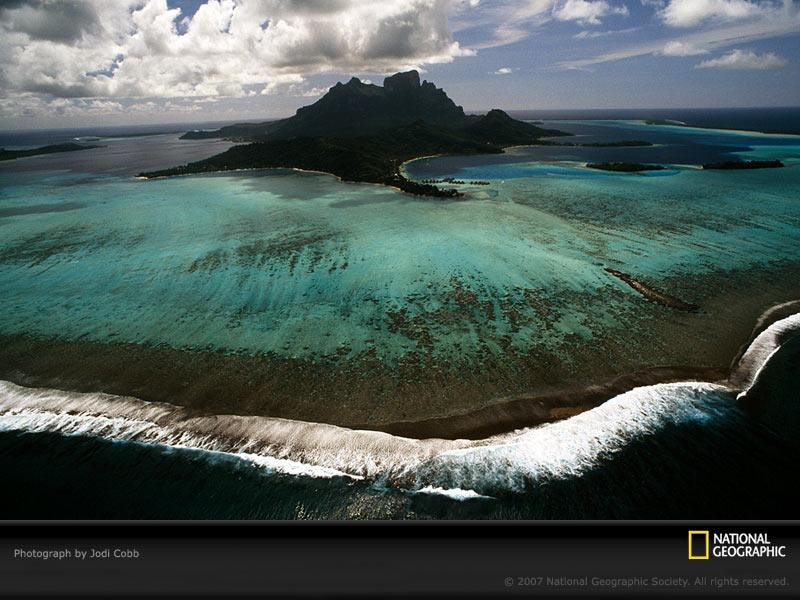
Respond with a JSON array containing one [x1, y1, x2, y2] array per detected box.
[[2, 122, 799, 367], [1, 116, 800, 518]]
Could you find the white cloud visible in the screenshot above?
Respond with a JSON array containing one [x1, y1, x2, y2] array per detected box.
[[695, 48, 788, 69], [553, 0, 629, 26], [574, 26, 638, 38], [660, 40, 709, 55], [660, 0, 775, 28], [494, 66, 513, 74], [0, 92, 211, 122], [558, 0, 800, 69], [294, 86, 330, 97], [0, 0, 473, 118], [453, 0, 631, 51], [453, 0, 556, 50]]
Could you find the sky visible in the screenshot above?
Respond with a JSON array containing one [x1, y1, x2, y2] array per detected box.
[[0, 0, 798, 129]]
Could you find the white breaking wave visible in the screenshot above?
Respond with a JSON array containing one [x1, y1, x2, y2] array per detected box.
[[730, 312, 800, 392], [0, 307, 797, 496], [232, 452, 363, 480], [0, 407, 359, 481], [0, 381, 469, 483], [415, 486, 494, 501], [413, 382, 731, 494], [0, 380, 732, 495]]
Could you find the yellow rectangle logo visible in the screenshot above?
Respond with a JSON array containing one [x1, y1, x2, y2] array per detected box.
[[689, 530, 710, 560]]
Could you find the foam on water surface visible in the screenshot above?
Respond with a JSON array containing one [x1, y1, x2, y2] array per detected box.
[[0, 306, 796, 495], [0, 304, 797, 511]]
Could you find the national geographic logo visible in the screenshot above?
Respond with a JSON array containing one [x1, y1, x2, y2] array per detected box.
[[689, 531, 788, 560]]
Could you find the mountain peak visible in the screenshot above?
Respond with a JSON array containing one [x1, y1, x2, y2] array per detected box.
[[179, 71, 569, 147], [486, 109, 508, 118], [265, 70, 465, 139], [383, 70, 420, 92]]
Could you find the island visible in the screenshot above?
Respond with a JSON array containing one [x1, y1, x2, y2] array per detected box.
[[702, 159, 784, 170], [0, 143, 101, 161], [586, 162, 665, 172], [419, 178, 491, 185], [645, 119, 686, 126], [140, 71, 570, 196], [605, 268, 699, 312], [578, 140, 653, 147]]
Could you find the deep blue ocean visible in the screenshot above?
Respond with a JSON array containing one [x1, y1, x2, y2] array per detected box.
[[507, 106, 800, 135], [0, 119, 266, 150]]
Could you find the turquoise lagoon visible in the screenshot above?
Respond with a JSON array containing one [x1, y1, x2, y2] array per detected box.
[[2, 120, 800, 519], [1, 123, 800, 418]]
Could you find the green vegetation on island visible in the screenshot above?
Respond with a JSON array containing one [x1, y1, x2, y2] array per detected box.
[[586, 162, 665, 172], [702, 159, 784, 170], [0, 143, 101, 161], [142, 71, 570, 196], [420, 178, 491, 185]]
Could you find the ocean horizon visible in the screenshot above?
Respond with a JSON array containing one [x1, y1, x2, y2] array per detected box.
[[3, 106, 800, 147]]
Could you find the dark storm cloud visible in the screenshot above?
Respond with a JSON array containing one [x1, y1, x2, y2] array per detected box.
[[0, 0, 101, 43]]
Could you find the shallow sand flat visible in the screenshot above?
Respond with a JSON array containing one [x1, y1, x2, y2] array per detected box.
[[1, 262, 798, 436]]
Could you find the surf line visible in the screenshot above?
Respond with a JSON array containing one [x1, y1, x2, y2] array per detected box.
[[605, 268, 699, 312], [0, 306, 798, 493]]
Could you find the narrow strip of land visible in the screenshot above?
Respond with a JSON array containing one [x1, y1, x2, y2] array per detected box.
[[0, 143, 101, 161], [605, 268, 700, 311], [702, 160, 784, 170]]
